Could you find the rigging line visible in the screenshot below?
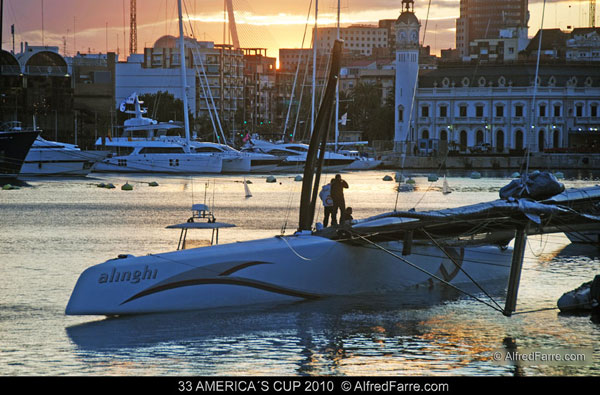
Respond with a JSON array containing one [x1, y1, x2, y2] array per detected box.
[[421, 229, 504, 311], [284, 0, 313, 138], [348, 230, 505, 314], [526, 0, 547, 175]]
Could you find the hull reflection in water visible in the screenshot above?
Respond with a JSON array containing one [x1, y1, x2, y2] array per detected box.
[[65, 234, 512, 316]]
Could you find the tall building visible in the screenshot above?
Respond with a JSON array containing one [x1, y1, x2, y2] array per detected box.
[[456, 0, 529, 59], [394, 0, 420, 150]]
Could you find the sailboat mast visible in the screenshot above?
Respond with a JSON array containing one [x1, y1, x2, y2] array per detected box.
[[334, 0, 340, 152], [311, 0, 318, 135], [177, 0, 192, 146]]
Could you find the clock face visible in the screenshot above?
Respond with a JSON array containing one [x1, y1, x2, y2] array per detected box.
[[411, 30, 418, 42], [399, 31, 406, 42]]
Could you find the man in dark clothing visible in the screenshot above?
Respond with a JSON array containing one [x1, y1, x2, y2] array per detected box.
[[330, 174, 348, 225]]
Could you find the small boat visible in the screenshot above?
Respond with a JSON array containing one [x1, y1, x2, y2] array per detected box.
[[0, 122, 39, 179], [557, 275, 600, 313]]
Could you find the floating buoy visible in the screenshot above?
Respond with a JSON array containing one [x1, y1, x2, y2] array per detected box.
[[245, 180, 252, 184], [406, 177, 416, 184], [244, 178, 252, 198], [266, 175, 277, 183], [511, 172, 520, 178], [470, 171, 481, 179], [428, 174, 439, 182], [105, 183, 115, 189], [383, 175, 393, 181], [97, 183, 106, 188], [2, 184, 16, 190], [121, 182, 133, 191], [554, 172, 564, 180], [294, 175, 303, 181], [148, 181, 159, 187]]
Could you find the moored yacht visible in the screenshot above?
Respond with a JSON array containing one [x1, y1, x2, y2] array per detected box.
[[243, 140, 355, 173], [20, 133, 109, 176], [93, 95, 222, 174]]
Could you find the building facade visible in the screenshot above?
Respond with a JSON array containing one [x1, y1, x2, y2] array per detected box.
[[456, 0, 529, 59]]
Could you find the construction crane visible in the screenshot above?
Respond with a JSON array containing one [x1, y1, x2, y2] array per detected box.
[[130, 0, 137, 54], [225, 0, 240, 49], [591, 0, 597, 28]]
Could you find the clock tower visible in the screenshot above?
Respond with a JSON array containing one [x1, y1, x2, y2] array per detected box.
[[394, 0, 420, 151]]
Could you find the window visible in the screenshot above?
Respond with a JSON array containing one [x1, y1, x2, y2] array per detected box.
[[576, 104, 583, 117], [439, 105, 448, 117], [592, 104, 598, 117], [476, 105, 484, 117], [515, 105, 523, 117], [554, 105, 561, 117], [398, 106, 403, 122], [539, 104, 546, 117], [459, 105, 467, 117], [421, 106, 429, 117], [496, 106, 504, 117]]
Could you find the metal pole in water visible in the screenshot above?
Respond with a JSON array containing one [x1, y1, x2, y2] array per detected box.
[[504, 226, 528, 316]]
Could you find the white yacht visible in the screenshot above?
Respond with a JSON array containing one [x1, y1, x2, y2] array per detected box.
[[338, 149, 382, 170], [93, 96, 222, 174], [243, 140, 355, 173], [21, 136, 109, 176], [190, 141, 283, 173]]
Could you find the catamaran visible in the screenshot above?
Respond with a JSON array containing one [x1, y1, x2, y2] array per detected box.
[[66, 35, 600, 318]]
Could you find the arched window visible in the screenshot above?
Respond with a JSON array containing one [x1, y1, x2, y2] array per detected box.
[[421, 130, 429, 139], [515, 130, 523, 150], [553, 129, 560, 149], [440, 130, 448, 141]]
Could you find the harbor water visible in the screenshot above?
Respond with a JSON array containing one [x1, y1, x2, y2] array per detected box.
[[1, 170, 599, 376]]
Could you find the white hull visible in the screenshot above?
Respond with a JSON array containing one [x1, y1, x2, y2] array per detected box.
[[21, 149, 109, 176], [66, 234, 512, 316], [222, 157, 251, 173], [346, 159, 382, 170], [93, 154, 222, 174]]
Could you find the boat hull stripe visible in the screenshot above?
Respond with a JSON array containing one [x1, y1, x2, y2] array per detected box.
[[120, 277, 322, 305]]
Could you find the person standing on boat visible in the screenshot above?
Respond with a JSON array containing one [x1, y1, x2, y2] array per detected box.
[[330, 174, 349, 226], [319, 181, 335, 227]]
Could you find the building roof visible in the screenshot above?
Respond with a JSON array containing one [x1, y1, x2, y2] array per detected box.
[[419, 63, 600, 88], [396, 11, 419, 26]]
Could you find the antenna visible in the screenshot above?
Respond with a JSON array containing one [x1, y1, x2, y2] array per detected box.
[[130, 0, 137, 54]]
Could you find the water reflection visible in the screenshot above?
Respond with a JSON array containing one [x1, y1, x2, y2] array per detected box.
[[67, 282, 522, 375]]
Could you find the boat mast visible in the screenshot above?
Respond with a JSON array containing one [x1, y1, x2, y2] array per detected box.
[[334, 0, 340, 152], [298, 40, 343, 231], [311, 0, 318, 136], [177, 0, 192, 149]]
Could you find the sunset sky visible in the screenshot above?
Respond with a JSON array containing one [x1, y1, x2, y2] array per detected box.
[[1, 0, 597, 62]]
